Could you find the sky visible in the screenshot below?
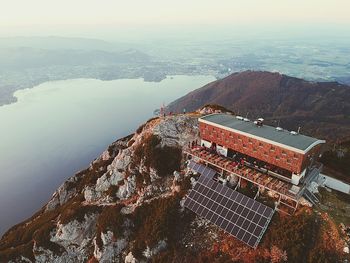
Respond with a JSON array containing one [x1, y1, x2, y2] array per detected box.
[[0, 0, 349, 39]]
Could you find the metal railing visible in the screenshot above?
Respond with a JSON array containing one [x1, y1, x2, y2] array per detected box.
[[185, 147, 300, 202]]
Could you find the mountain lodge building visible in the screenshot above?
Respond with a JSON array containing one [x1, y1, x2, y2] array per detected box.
[[185, 113, 326, 215], [198, 113, 325, 186]]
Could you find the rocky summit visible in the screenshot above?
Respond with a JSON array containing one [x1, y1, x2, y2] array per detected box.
[[0, 109, 349, 263]]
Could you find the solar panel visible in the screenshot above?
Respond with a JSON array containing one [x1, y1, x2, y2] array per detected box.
[[187, 160, 216, 179], [184, 172, 274, 248]]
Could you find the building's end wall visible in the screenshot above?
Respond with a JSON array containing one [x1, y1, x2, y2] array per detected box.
[[301, 143, 324, 172]]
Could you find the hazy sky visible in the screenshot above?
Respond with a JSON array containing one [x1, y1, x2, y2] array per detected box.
[[0, 0, 349, 39], [2, 0, 350, 26]]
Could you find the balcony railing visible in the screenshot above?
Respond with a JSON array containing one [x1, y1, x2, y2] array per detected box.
[[185, 147, 299, 200]]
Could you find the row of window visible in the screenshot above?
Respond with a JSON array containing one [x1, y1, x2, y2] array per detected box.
[[204, 131, 300, 159]]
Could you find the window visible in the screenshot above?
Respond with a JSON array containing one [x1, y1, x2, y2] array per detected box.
[[248, 138, 253, 144], [282, 150, 287, 156], [259, 142, 263, 148], [293, 153, 298, 159], [287, 159, 291, 163], [270, 146, 275, 152], [276, 156, 280, 160], [253, 148, 257, 152], [243, 144, 247, 148]]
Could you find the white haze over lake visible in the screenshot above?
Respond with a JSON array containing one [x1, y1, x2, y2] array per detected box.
[[0, 75, 215, 236]]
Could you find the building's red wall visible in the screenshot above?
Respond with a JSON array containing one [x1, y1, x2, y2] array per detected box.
[[300, 143, 322, 172], [199, 122, 307, 174]]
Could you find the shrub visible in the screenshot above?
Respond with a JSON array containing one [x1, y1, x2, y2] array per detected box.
[[32, 221, 64, 255], [136, 123, 146, 134], [136, 117, 159, 134], [177, 176, 192, 196], [74, 159, 112, 191], [96, 205, 125, 237], [320, 149, 350, 179], [151, 249, 233, 263], [131, 194, 195, 258], [0, 208, 62, 261], [0, 241, 35, 262], [105, 185, 120, 201], [135, 171, 151, 190], [134, 135, 182, 176], [60, 202, 101, 225], [0, 209, 59, 250], [132, 195, 180, 255], [263, 211, 319, 263]]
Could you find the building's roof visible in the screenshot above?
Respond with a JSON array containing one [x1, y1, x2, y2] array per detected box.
[[199, 113, 325, 153]]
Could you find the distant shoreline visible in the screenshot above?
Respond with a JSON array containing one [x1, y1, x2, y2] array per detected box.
[[0, 75, 168, 107]]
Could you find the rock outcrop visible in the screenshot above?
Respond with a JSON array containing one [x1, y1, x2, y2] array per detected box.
[[0, 114, 200, 262]]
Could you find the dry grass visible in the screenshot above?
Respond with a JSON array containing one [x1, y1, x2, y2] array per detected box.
[[318, 187, 350, 225]]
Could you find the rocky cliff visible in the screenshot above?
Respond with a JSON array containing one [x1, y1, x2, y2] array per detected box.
[[0, 111, 348, 263], [0, 114, 199, 262]]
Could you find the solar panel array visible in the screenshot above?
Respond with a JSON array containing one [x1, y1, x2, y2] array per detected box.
[[184, 169, 274, 248], [187, 160, 216, 180]]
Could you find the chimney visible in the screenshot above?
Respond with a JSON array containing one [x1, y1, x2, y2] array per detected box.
[[255, 118, 264, 127]]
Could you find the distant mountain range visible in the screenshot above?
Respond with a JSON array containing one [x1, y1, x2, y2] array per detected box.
[[168, 71, 350, 141], [0, 36, 127, 51], [0, 47, 150, 71]]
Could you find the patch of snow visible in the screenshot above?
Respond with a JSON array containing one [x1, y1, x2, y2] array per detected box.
[[94, 231, 127, 263], [173, 171, 180, 181], [149, 168, 160, 182], [109, 149, 132, 172], [96, 174, 111, 192], [46, 177, 76, 211], [180, 198, 186, 208], [190, 177, 197, 186], [52, 214, 97, 246], [117, 175, 136, 200], [84, 186, 102, 202], [109, 171, 124, 185], [125, 252, 137, 263], [101, 149, 111, 161], [142, 240, 167, 258]]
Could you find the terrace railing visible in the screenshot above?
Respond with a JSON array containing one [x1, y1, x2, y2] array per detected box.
[[185, 147, 300, 201]]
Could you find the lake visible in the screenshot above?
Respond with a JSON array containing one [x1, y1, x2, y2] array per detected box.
[[0, 75, 215, 236]]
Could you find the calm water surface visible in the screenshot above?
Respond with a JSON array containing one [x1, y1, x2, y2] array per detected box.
[[0, 75, 215, 235]]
